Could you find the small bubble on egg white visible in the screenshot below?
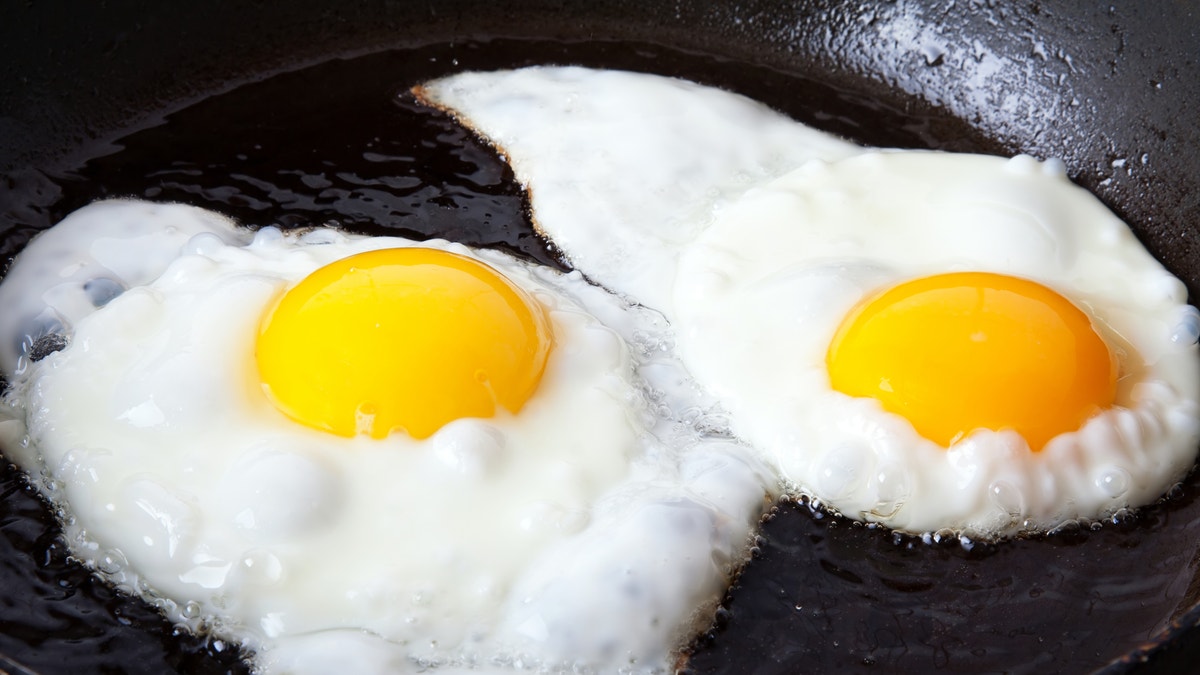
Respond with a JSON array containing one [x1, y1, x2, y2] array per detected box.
[[1149, 270, 1190, 305], [816, 443, 871, 501], [250, 226, 285, 247], [97, 548, 129, 575], [1169, 305, 1200, 347], [163, 256, 222, 287], [1042, 157, 1067, 176], [182, 231, 228, 257], [1004, 154, 1040, 175], [1095, 467, 1131, 498], [1109, 507, 1134, 525], [1050, 519, 1082, 536], [930, 528, 956, 544], [987, 479, 1024, 517], [431, 419, 506, 477], [298, 228, 346, 246]]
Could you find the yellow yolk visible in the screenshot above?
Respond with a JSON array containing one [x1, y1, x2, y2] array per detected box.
[[826, 272, 1118, 451], [256, 248, 553, 439]]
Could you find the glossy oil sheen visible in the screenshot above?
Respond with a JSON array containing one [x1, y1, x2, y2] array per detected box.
[[0, 39, 1197, 675]]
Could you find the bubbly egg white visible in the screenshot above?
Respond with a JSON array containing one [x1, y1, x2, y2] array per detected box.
[[0, 200, 774, 673], [421, 66, 1200, 539]]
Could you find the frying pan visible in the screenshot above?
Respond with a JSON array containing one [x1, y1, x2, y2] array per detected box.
[[2, 1, 1199, 673]]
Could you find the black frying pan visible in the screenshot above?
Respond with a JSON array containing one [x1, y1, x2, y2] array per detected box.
[[1, 1, 1199, 673]]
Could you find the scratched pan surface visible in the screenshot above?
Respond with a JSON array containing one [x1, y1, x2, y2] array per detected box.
[[1, 1, 1199, 673]]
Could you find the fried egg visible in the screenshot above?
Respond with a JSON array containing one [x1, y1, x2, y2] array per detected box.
[[420, 66, 1200, 539], [0, 200, 773, 673], [673, 151, 1200, 536]]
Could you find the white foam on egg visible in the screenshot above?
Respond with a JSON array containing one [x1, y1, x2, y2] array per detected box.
[[0, 200, 773, 674], [422, 67, 1200, 539]]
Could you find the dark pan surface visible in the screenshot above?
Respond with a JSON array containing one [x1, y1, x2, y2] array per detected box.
[[1, 2, 1199, 673]]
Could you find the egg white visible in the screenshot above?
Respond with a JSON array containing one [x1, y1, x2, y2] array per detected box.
[[421, 66, 1200, 539], [0, 200, 773, 673]]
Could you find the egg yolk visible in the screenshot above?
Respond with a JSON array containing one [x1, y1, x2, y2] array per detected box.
[[826, 272, 1117, 451], [256, 248, 553, 439]]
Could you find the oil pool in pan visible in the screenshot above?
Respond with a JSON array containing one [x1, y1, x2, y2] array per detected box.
[[1, 39, 1198, 674]]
